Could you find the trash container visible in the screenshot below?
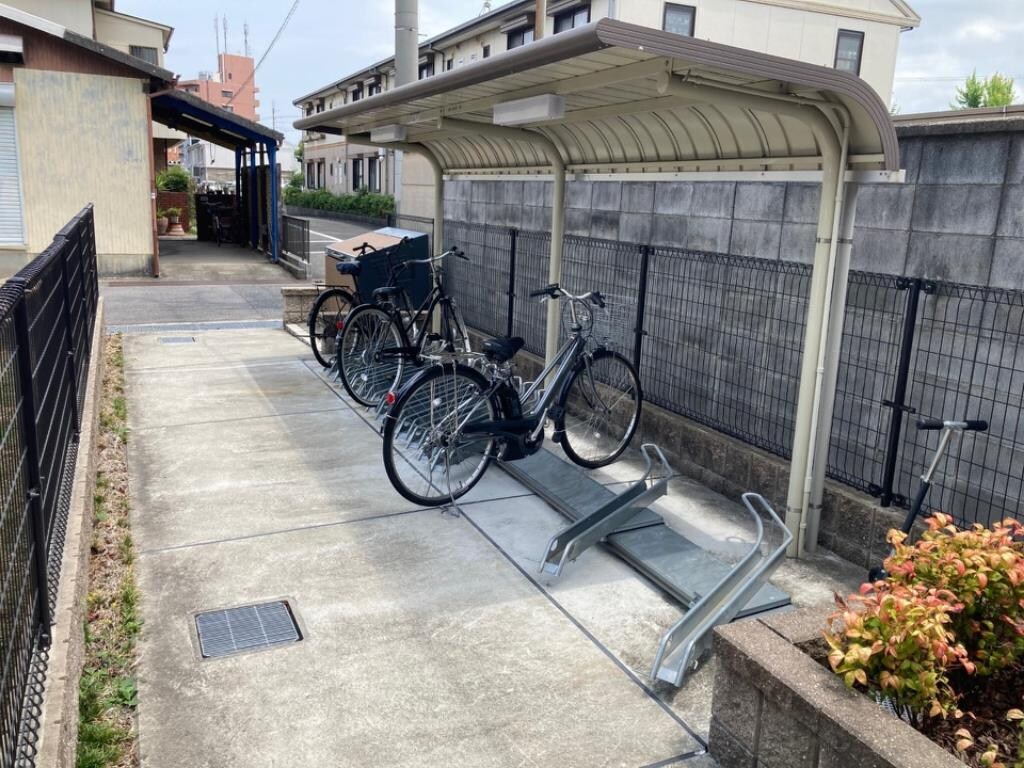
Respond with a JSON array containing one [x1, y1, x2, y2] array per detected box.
[[325, 227, 430, 306]]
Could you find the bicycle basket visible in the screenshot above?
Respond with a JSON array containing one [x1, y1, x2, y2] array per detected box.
[[560, 294, 633, 353]]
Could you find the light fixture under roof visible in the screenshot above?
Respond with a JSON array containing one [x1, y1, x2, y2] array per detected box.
[[493, 94, 565, 126], [370, 124, 408, 143]]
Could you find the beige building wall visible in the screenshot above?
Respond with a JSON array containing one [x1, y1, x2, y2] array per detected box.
[[6, 0, 93, 35], [93, 9, 168, 67], [13, 69, 153, 275]]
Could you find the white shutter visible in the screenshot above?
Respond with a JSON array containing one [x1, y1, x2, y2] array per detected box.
[[0, 107, 24, 245]]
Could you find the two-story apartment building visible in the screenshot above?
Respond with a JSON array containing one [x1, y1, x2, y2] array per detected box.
[[294, 0, 919, 216]]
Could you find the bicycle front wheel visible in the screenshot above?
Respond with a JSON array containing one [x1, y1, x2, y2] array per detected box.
[[308, 288, 356, 368], [556, 350, 642, 468], [338, 305, 406, 407], [382, 364, 499, 506]]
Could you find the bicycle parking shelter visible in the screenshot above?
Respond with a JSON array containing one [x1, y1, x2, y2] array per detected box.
[[296, 18, 901, 592]]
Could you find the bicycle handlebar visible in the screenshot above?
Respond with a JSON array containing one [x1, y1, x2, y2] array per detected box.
[[529, 282, 605, 306], [917, 418, 988, 432]]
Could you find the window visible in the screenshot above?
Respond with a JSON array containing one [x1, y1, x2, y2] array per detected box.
[[482, 44, 491, 59], [221, 89, 232, 98], [305, 161, 314, 187], [834, 29, 864, 76], [223, 105, 234, 113], [367, 81, 381, 96], [445, 58, 454, 71], [228, 72, 233, 80], [663, 4, 695, 37], [0, 106, 24, 245], [316, 98, 325, 113], [329, 163, 333, 176], [506, 27, 534, 49], [553, 6, 589, 34], [129, 45, 158, 65], [368, 156, 379, 192], [351, 84, 363, 102], [418, 61, 434, 79], [352, 158, 363, 190]]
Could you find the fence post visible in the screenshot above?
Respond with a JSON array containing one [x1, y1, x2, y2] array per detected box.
[[10, 284, 53, 642], [876, 277, 925, 507], [56, 236, 81, 435], [506, 228, 518, 338], [632, 244, 651, 369]]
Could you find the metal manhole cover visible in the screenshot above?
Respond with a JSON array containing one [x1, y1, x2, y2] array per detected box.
[[195, 600, 302, 659], [158, 337, 196, 344]]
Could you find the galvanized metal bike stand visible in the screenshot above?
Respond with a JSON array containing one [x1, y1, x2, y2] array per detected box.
[[347, 370, 792, 688], [499, 446, 792, 686]]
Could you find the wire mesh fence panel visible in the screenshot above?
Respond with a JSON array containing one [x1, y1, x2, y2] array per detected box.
[[639, 248, 811, 457], [560, 235, 643, 359], [512, 230, 551, 356], [443, 221, 511, 338], [826, 273, 907, 495], [897, 283, 1024, 527], [0, 290, 37, 768]]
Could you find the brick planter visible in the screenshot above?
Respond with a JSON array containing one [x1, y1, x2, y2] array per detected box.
[[281, 286, 318, 325], [709, 609, 964, 768]]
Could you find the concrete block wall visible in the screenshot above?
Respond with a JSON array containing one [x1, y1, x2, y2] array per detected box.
[[444, 128, 1024, 289]]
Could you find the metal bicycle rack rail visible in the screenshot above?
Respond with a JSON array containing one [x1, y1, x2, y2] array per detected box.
[[500, 446, 792, 687], [342, 364, 792, 687]]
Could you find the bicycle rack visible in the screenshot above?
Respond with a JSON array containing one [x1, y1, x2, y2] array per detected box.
[[541, 444, 671, 577], [500, 448, 791, 688], [649, 493, 792, 686]]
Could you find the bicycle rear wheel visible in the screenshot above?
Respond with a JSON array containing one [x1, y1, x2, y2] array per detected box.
[[382, 364, 499, 507], [308, 288, 356, 368], [556, 350, 642, 468], [338, 305, 406, 407]]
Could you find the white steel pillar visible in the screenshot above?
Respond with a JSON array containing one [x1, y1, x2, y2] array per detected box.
[[805, 182, 861, 549]]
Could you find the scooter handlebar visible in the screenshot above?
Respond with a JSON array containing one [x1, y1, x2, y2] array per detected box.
[[916, 418, 988, 432]]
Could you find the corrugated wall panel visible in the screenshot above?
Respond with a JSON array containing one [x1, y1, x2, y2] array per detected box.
[[0, 107, 24, 245]]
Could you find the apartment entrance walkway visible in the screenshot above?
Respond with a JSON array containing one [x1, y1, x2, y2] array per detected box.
[[102, 240, 298, 330]]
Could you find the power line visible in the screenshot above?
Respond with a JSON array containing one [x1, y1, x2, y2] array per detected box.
[[226, 0, 300, 108], [896, 75, 1024, 82]]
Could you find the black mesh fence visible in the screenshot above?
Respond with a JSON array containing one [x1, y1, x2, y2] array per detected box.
[[442, 217, 1024, 529], [0, 206, 98, 767]]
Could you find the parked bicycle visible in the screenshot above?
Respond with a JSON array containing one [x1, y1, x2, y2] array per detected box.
[[380, 283, 643, 506], [336, 246, 473, 407], [307, 241, 380, 369]]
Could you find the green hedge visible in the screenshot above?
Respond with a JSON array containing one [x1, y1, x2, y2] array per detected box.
[[283, 187, 395, 218]]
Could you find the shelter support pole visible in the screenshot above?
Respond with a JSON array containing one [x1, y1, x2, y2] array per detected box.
[[268, 142, 279, 262], [440, 118, 566, 365], [248, 146, 258, 248], [805, 182, 861, 550], [234, 148, 241, 208], [663, 77, 850, 558]]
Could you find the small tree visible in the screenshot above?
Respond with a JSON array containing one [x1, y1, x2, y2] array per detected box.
[[953, 71, 1017, 109], [156, 165, 192, 192], [294, 142, 304, 164]]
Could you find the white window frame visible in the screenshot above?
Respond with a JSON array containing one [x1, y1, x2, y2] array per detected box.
[[0, 93, 26, 247]]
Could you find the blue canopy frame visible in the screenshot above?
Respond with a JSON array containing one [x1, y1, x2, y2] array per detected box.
[[151, 89, 284, 261]]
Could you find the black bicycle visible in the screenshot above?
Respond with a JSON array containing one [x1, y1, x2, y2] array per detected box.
[[337, 246, 473, 407], [307, 241, 385, 369], [381, 283, 642, 506]]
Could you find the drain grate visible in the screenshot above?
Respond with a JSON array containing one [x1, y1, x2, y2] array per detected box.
[[157, 336, 196, 344], [195, 600, 301, 659]]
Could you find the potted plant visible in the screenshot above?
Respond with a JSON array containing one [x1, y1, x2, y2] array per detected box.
[[165, 207, 185, 236], [156, 209, 169, 235]]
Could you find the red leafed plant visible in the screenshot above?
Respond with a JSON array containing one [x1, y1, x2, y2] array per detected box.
[[824, 514, 1024, 767], [884, 514, 1024, 676], [825, 582, 970, 717]]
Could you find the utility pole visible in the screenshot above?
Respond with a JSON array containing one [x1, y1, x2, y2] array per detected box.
[[244, 22, 250, 57], [223, 17, 228, 57], [272, 102, 276, 130], [214, 15, 220, 58]]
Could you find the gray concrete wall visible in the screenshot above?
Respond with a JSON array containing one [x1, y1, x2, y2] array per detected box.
[[444, 128, 1024, 289]]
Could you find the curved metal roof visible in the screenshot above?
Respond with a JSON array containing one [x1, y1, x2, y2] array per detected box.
[[295, 19, 899, 178]]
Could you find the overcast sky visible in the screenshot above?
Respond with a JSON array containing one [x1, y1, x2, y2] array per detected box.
[[120, 0, 1021, 142]]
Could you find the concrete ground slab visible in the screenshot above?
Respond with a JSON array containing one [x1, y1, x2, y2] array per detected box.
[[136, 498, 701, 767]]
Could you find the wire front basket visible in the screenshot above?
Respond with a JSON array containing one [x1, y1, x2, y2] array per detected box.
[[560, 293, 633, 354]]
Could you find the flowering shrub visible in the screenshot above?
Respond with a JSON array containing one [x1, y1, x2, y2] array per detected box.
[[884, 514, 1024, 675]]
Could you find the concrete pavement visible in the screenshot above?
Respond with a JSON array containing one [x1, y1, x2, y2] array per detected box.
[[126, 328, 707, 767]]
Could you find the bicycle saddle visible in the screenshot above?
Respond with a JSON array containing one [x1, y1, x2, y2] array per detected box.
[[336, 261, 362, 276], [373, 286, 401, 301], [482, 336, 524, 363]]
